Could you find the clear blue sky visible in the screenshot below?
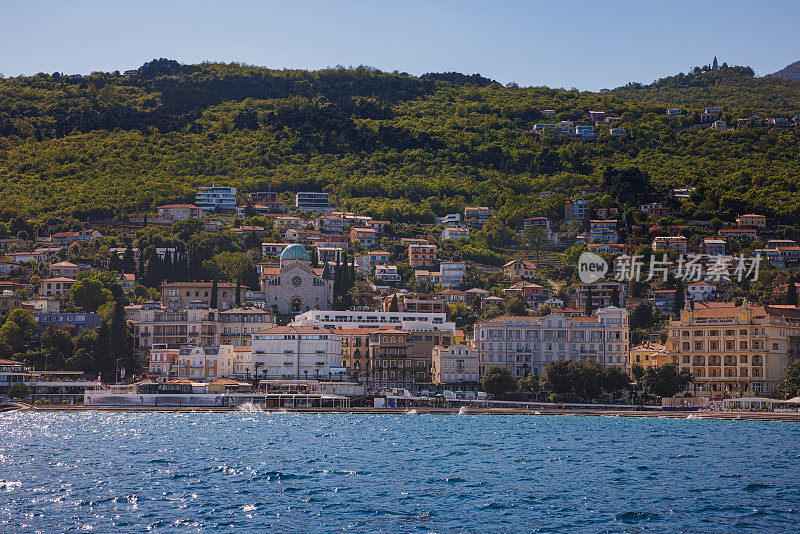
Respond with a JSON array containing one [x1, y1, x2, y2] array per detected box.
[[2, 0, 799, 90]]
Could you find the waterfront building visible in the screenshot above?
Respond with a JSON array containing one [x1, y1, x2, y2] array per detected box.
[[627, 342, 667, 374], [176, 345, 236, 380], [368, 329, 421, 390], [475, 307, 629, 379], [665, 302, 800, 395], [148, 346, 180, 381], [339, 328, 379, 381], [250, 326, 343, 380], [431, 344, 480, 391]]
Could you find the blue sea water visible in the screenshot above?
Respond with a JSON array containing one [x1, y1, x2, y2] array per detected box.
[[1, 413, 799, 533]]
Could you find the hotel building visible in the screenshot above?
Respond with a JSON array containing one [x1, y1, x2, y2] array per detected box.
[[475, 307, 629, 379], [666, 302, 800, 395]]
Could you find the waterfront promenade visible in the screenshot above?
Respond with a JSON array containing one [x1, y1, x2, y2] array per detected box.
[[12, 404, 800, 422]]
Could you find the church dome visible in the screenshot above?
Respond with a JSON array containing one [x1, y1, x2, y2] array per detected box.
[[280, 244, 311, 263]]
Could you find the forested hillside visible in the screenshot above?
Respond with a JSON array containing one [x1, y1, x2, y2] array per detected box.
[[1, 58, 800, 232]]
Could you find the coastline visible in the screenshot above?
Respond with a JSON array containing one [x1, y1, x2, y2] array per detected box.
[[12, 405, 800, 422]]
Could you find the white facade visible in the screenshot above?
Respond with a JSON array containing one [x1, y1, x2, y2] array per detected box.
[[195, 186, 237, 211], [295, 192, 331, 213], [251, 326, 343, 380], [440, 262, 466, 288], [292, 310, 455, 334], [475, 307, 629, 379]]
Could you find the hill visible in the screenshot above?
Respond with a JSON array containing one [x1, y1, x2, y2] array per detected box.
[[0, 59, 800, 236], [769, 60, 800, 82]]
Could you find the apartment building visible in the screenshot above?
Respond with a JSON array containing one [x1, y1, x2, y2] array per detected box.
[[627, 342, 667, 374], [652, 236, 689, 253], [250, 326, 343, 380], [736, 214, 767, 230], [475, 307, 629, 379], [295, 192, 332, 213], [339, 327, 378, 381], [523, 216, 551, 233], [665, 302, 800, 395], [275, 216, 303, 230], [176, 345, 236, 380], [382, 292, 446, 313], [131, 301, 272, 351], [702, 238, 726, 256], [355, 250, 390, 275], [368, 329, 423, 390], [442, 227, 470, 240], [195, 186, 237, 212], [464, 207, 493, 226], [350, 227, 378, 248], [565, 199, 589, 222], [148, 346, 180, 381], [48, 261, 79, 278], [575, 282, 626, 309], [157, 204, 201, 220], [374, 265, 401, 284], [314, 215, 348, 235], [431, 344, 480, 391], [408, 243, 437, 268], [440, 262, 466, 288], [219, 307, 276, 347]]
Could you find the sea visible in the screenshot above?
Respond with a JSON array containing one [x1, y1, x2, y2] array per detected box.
[[1, 411, 799, 533]]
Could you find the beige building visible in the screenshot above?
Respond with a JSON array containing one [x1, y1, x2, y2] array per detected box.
[[48, 261, 79, 278], [176, 345, 236, 380], [147, 346, 180, 381], [431, 344, 480, 390], [666, 302, 800, 395], [339, 328, 379, 382], [130, 301, 273, 351], [368, 329, 422, 390], [476, 307, 629, 379], [260, 244, 334, 316], [40, 277, 76, 298], [161, 281, 238, 310]]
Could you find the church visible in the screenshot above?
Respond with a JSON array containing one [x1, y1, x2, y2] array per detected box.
[[260, 244, 334, 316]]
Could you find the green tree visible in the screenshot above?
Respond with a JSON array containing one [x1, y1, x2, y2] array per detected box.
[[504, 296, 528, 316], [642, 364, 693, 398], [584, 286, 594, 316], [0, 309, 37, 357], [602, 366, 631, 399], [388, 294, 399, 312], [70, 277, 113, 312], [774, 359, 800, 399], [541, 359, 574, 395], [8, 383, 30, 399], [210, 278, 218, 309], [482, 366, 517, 397]]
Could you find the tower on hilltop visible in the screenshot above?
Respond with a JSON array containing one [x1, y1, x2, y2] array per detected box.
[[712, 56, 719, 71]]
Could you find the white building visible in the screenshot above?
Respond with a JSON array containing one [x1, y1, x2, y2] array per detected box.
[[295, 192, 332, 213], [440, 261, 466, 288], [475, 307, 629, 379], [375, 265, 401, 284], [442, 227, 470, 240], [435, 213, 461, 226], [292, 310, 455, 335], [687, 281, 715, 301], [250, 326, 344, 380], [195, 186, 237, 212]]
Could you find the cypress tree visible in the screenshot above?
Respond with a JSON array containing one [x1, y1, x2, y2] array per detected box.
[[788, 274, 798, 306], [584, 285, 594, 316], [610, 286, 620, 307], [123, 245, 135, 273], [163, 250, 174, 282], [210, 278, 218, 309], [235, 274, 242, 306]]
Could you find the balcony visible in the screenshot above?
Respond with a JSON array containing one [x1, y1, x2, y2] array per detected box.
[[283, 361, 293, 366]]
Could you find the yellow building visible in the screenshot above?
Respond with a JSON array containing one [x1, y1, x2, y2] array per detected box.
[[736, 213, 767, 230], [666, 302, 800, 396], [627, 342, 667, 374], [503, 259, 537, 280]]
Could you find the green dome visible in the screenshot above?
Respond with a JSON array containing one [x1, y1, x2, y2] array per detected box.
[[280, 244, 311, 262]]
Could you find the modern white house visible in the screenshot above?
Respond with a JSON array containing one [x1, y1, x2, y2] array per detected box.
[[195, 186, 237, 212]]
